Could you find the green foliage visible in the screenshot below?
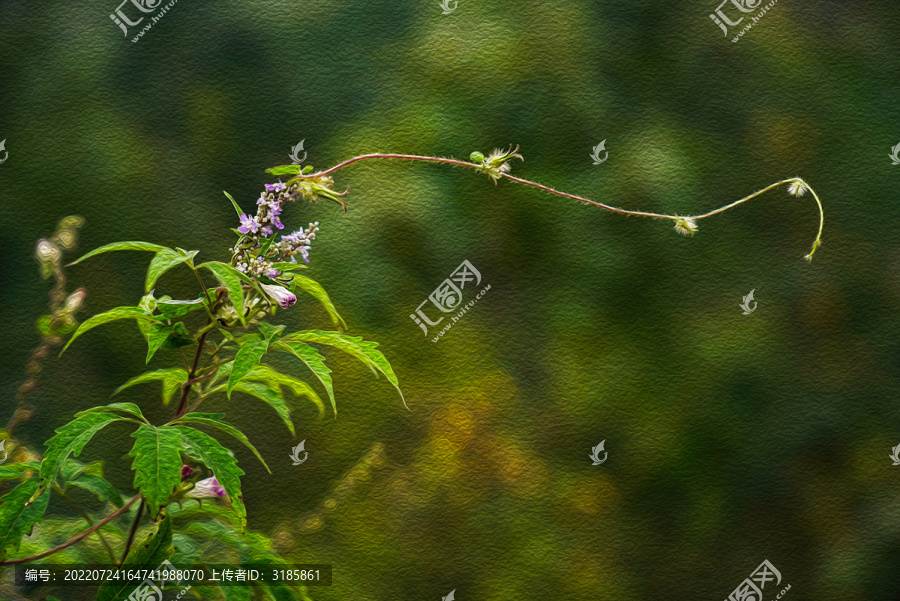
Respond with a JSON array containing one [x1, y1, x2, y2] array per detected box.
[[31, 411, 133, 503], [281, 330, 405, 409], [145, 247, 199, 292], [128, 425, 184, 518], [114, 369, 188, 406], [231, 381, 296, 435], [60, 458, 124, 507], [274, 340, 336, 415], [0, 477, 50, 560], [95, 514, 174, 601], [175, 427, 247, 531], [200, 261, 247, 324], [67, 240, 167, 266], [227, 333, 271, 398], [61, 306, 152, 353], [291, 274, 346, 328], [170, 413, 271, 474]]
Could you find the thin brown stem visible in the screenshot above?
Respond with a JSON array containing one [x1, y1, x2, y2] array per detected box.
[[118, 498, 145, 567], [53, 486, 118, 564], [0, 494, 140, 566]]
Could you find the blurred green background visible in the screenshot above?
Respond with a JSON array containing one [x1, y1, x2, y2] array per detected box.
[[2, 0, 900, 599]]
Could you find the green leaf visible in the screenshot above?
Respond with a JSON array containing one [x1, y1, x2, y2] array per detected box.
[[227, 334, 269, 398], [67, 241, 167, 266], [291, 275, 346, 328], [0, 463, 40, 484], [156, 297, 205, 319], [273, 340, 336, 416], [223, 190, 244, 218], [145, 247, 199, 292], [245, 364, 325, 417], [160, 321, 193, 350], [128, 425, 185, 518], [231, 381, 295, 435], [66, 475, 124, 507], [169, 413, 271, 474], [62, 306, 152, 354], [175, 427, 247, 532], [200, 261, 246, 324], [0, 477, 51, 560], [113, 369, 188, 406], [265, 165, 302, 176], [75, 402, 147, 422], [256, 322, 285, 343], [31, 412, 130, 504], [280, 331, 405, 410], [146, 322, 175, 363], [96, 514, 174, 601]]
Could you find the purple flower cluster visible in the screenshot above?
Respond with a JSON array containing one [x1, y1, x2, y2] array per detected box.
[[273, 222, 319, 264]]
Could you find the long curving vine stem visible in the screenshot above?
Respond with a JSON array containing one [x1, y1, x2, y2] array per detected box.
[[293, 148, 824, 261]]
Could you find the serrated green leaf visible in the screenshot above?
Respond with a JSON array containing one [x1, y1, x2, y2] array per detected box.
[[175, 427, 247, 532], [282, 330, 405, 409], [291, 275, 346, 328], [146, 248, 199, 292], [62, 307, 152, 354], [265, 165, 302, 176], [231, 381, 295, 435], [31, 412, 130, 504], [169, 413, 270, 474], [223, 190, 244, 218], [67, 241, 167, 266], [75, 402, 148, 422], [200, 261, 246, 325], [128, 425, 184, 518], [0, 477, 50, 560], [156, 297, 205, 319], [96, 514, 174, 601], [273, 340, 336, 416], [227, 334, 269, 398], [245, 364, 324, 417], [113, 369, 188, 406]]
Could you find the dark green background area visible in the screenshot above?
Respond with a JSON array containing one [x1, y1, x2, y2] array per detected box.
[[2, 1, 900, 599]]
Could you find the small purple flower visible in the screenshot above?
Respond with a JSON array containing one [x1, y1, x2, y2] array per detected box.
[[181, 465, 194, 479], [238, 213, 260, 235], [266, 268, 279, 279], [261, 283, 297, 309], [186, 475, 227, 498], [298, 247, 310, 263], [261, 226, 274, 237], [265, 182, 286, 192]]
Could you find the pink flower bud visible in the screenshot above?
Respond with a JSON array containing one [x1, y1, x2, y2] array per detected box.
[[261, 284, 297, 309]]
